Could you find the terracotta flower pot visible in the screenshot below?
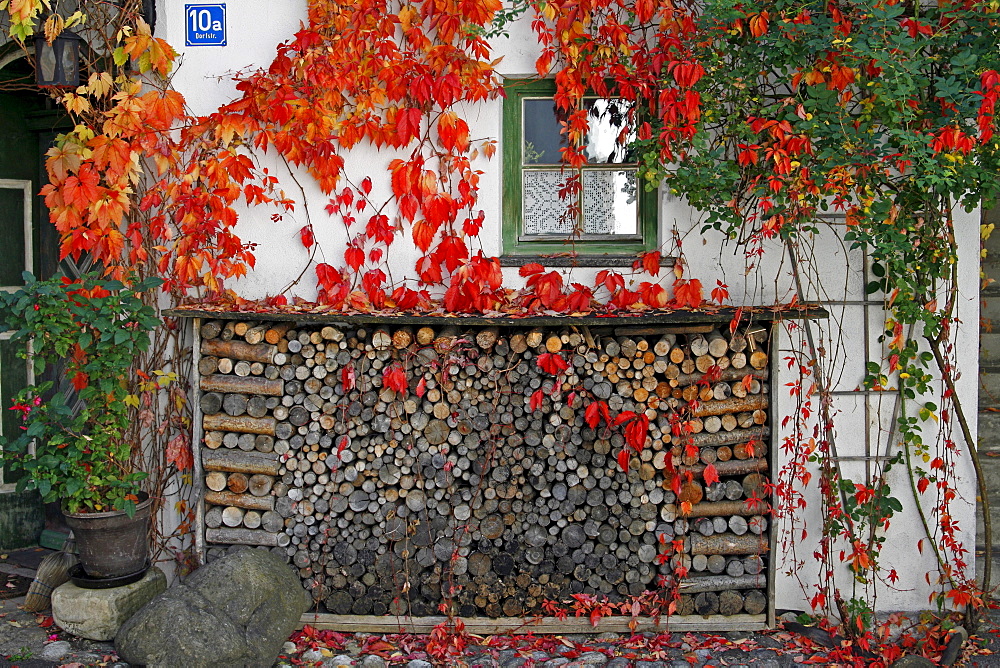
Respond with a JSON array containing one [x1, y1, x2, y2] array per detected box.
[[62, 494, 152, 579]]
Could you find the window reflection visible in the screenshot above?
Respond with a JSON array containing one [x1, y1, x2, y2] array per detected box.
[[521, 97, 639, 237]]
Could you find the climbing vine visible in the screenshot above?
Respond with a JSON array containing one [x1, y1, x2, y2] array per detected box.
[[4, 0, 1000, 646]]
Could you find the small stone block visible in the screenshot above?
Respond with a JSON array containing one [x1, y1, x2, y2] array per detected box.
[[52, 567, 167, 641]]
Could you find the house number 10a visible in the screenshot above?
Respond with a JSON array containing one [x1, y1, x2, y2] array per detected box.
[[184, 4, 226, 47], [189, 8, 222, 32]]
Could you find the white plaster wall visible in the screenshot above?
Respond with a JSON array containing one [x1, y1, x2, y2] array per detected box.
[[158, 0, 979, 610]]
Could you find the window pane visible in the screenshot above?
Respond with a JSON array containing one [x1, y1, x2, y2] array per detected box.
[[523, 99, 566, 165], [583, 170, 637, 235], [0, 189, 27, 287], [522, 170, 577, 236], [583, 99, 634, 165]]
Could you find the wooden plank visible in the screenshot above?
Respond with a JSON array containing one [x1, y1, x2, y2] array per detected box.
[[166, 307, 828, 327], [297, 613, 768, 634], [613, 325, 716, 335]]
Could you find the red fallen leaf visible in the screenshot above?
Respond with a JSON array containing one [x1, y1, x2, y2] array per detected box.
[[382, 364, 408, 394], [703, 463, 720, 486], [537, 352, 568, 375], [299, 225, 314, 249], [519, 262, 545, 277]]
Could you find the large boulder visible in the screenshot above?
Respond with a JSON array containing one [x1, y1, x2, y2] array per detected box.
[[115, 548, 309, 668]]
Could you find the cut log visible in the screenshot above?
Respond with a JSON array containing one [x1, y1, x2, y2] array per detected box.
[[203, 414, 276, 436], [201, 374, 284, 396], [690, 533, 769, 556], [718, 590, 744, 616], [227, 472, 249, 494], [684, 499, 769, 518], [206, 527, 279, 547], [200, 320, 224, 339], [201, 338, 276, 364], [743, 589, 767, 615], [265, 322, 294, 345], [683, 426, 769, 448], [689, 395, 768, 418], [680, 573, 767, 593], [202, 449, 280, 475], [205, 471, 227, 492], [204, 491, 275, 511]]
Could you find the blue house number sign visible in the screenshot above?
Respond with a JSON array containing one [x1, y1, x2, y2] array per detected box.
[[185, 4, 226, 46]]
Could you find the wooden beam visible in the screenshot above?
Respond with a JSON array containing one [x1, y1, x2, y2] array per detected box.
[[297, 613, 767, 634]]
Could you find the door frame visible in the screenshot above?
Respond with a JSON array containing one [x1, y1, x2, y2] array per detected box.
[[0, 178, 35, 491]]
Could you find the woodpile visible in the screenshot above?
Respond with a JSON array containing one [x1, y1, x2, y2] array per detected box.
[[199, 318, 771, 619]]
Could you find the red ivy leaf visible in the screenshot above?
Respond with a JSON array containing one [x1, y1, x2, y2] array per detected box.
[[584, 401, 603, 428], [416, 377, 427, 398], [345, 246, 364, 271], [617, 448, 630, 472], [341, 366, 356, 392], [299, 225, 314, 249], [537, 352, 568, 375], [166, 433, 192, 471], [917, 477, 929, 494], [641, 250, 662, 276], [711, 280, 729, 305], [382, 364, 408, 394], [673, 278, 704, 308], [530, 389, 545, 412], [703, 463, 720, 486]]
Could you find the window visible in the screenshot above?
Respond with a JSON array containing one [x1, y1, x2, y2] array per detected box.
[[501, 78, 657, 264]]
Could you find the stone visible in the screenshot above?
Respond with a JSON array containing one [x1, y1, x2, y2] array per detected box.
[[606, 659, 631, 668], [325, 654, 358, 667], [282, 641, 297, 655], [52, 567, 167, 641], [302, 648, 324, 662], [500, 659, 529, 668], [940, 626, 968, 666], [39, 640, 72, 661], [407, 660, 433, 668], [542, 659, 570, 667], [115, 549, 309, 668], [579, 651, 611, 664], [469, 659, 500, 668], [357, 656, 386, 668]]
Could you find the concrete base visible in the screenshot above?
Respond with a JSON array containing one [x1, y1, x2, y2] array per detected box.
[[52, 566, 166, 641]]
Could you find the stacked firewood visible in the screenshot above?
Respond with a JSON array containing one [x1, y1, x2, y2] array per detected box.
[[199, 319, 771, 618]]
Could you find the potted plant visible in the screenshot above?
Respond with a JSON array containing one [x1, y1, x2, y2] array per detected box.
[[0, 271, 162, 579]]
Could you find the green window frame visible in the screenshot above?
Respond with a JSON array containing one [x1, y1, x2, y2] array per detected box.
[[501, 78, 658, 262]]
